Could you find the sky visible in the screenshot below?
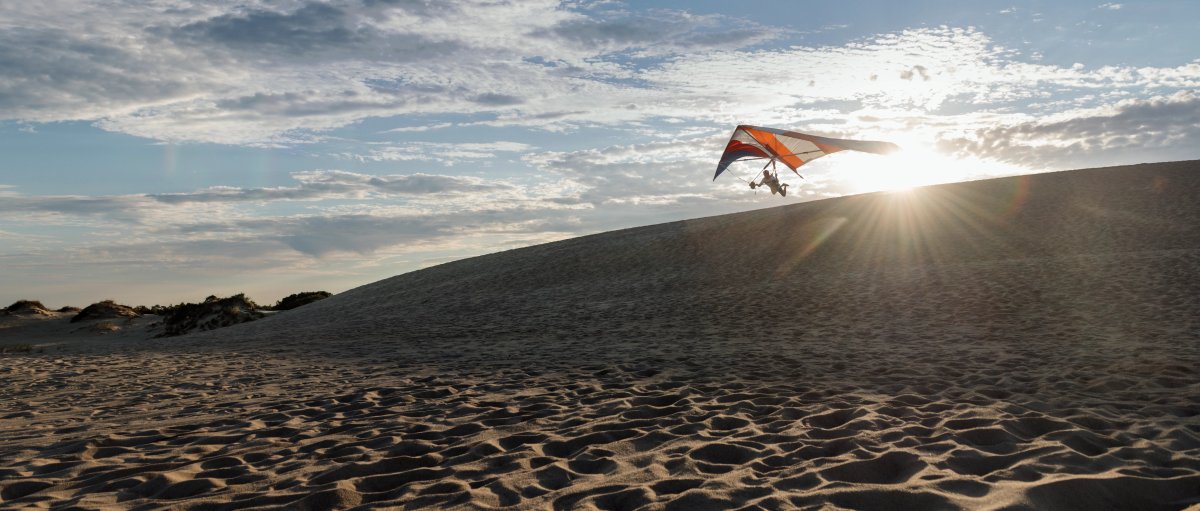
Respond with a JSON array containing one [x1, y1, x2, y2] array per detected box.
[[2, 0, 1198, 308]]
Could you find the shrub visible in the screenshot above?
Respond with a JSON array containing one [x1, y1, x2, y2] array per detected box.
[[5, 300, 50, 315], [271, 291, 332, 311], [157, 293, 264, 338], [71, 300, 140, 323], [147, 303, 183, 316]]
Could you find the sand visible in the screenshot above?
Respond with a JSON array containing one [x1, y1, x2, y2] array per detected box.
[[1, 161, 1198, 510]]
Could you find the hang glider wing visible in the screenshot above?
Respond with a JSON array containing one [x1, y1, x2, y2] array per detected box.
[[714, 125, 899, 180]]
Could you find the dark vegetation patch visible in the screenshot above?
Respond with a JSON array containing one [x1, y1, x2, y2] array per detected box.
[[4, 300, 52, 315], [70, 300, 140, 323], [156, 293, 264, 338], [272, 291, 331, 311], [134, 302, 186, 316], [0, 343, 34, 354]]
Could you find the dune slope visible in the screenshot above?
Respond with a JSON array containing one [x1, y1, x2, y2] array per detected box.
[[2, 161, 1199, 510]]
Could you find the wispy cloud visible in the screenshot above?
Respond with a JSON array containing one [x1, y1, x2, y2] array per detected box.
[[0, 1, 781, 145], [937, 90, 1200, 167], [0, 170, 527, 221], [2, 2, 1196, 167], [152, 170, 514, 203], [382, 123, 454, 133], [340, 141, 535, 164], [640, 27, 1199, 117], [0, 165, 595, 256]]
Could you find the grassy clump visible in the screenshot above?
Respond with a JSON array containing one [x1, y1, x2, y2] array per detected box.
[[271, 291, 332, 311], [70, 300, 140, 323], [0, 344, 33, 354], [5, 300, 47, 312], [5, 300, 51, 315], [136, 296, 226, 317], [157, 293, 264, 338], [134, 304, 177, 316]]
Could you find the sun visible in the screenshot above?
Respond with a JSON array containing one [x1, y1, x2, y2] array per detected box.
[[839, 137, 1016, 194]]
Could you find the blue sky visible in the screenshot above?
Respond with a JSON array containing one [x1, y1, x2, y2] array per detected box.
[[2, 0, 1198, 307]]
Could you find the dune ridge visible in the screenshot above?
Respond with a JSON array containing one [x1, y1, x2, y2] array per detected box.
[[2, 161, 1199, 510]]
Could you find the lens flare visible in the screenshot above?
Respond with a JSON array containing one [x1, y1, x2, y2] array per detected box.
[[840, 137, 1026, 194]]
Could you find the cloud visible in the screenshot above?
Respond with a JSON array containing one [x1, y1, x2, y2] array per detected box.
[[0, 170, 527, 230], [2, 197, 590, 261], [0, 228, 33, 240], [0, 24, 206, 123], [172, 3, 369, 56], [0, 161, 610, 268], [363, 173, 503, 194], [160, 170, 518, 204], [900, 65, 930, 81], [644, 27, 1103, 114], [471, 93, 525, 106], [3, 2, 1198, 149], [382, 122, 453, 133], [0, 194, 156, 223], [0, 143, 755, 273], [269, 211, 585, 257], [345, 141, 535, 163], [0, 1, 782, 145], [532, 9, 782, 57], [937, 90, 1200, 167], [276, 214, 449, 256]]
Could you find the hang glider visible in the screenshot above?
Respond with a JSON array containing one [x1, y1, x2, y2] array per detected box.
[[714, 125, 900, 181]]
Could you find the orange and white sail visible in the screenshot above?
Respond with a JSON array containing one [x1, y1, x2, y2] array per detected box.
[[715, 125, 899, 180]]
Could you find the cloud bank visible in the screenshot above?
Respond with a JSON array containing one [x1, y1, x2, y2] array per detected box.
[[3, 1, 1196, 156], [938, 91, 1200, 167], [0, 1, 781, 144]]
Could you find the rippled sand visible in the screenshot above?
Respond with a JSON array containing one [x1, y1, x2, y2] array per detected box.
[[2, 161, 1199, 510]]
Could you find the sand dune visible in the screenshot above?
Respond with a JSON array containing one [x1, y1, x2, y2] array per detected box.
[[2, 161, 1199, 510]]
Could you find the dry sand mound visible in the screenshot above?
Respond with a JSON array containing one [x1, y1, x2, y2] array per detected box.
[[1, 161, 1199, 510]]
